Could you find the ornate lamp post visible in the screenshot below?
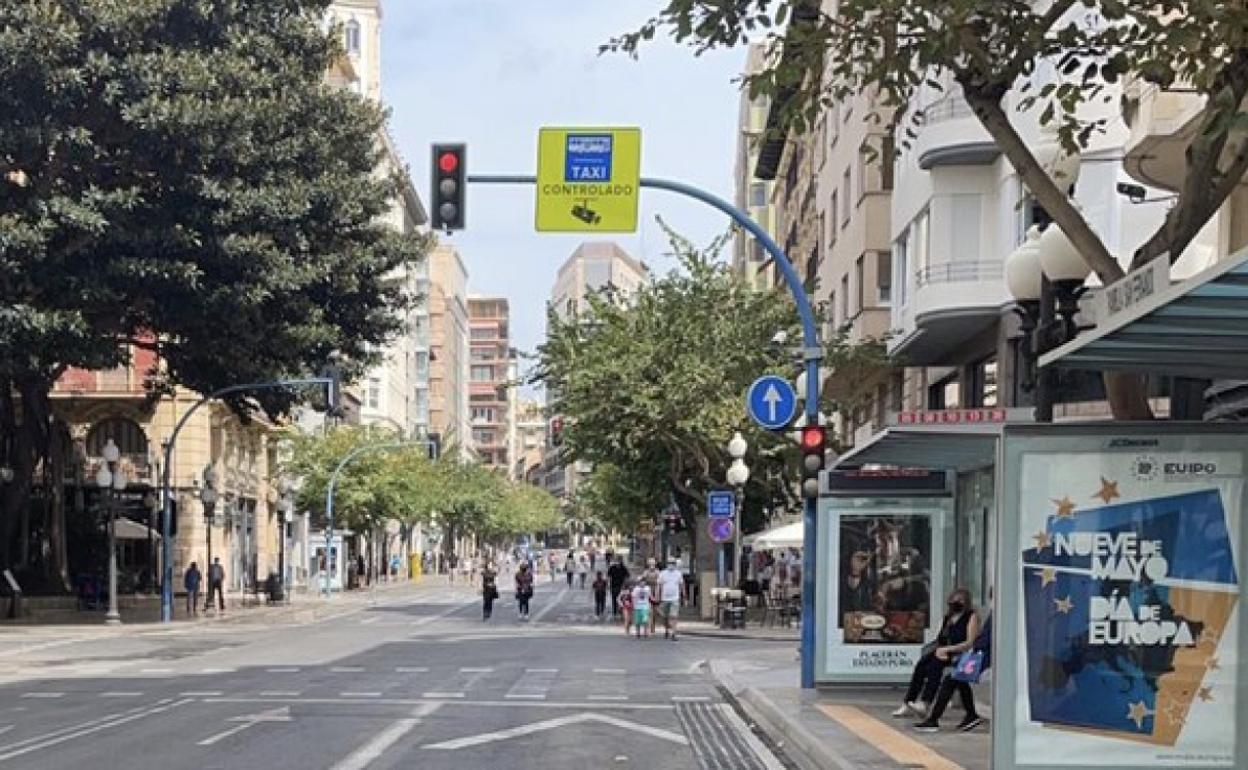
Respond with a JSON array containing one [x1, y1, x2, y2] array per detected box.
[[96, 439, 128, 625], [1005, 222, 1093, 422], [278, 478, 294, 600], [725, 432, 750, 588], [199, 467, 218, 611]]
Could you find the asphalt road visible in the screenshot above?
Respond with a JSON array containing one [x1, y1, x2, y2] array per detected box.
[[0, 579, 787, 770]]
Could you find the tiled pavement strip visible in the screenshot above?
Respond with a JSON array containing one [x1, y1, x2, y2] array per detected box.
[[709, 646, 989, 770]]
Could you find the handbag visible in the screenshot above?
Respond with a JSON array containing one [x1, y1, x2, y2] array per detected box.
[[951, 649, 985, 683]]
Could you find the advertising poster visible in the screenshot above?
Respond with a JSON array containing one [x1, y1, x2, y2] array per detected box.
[[819, 499, 948, 682], [1008, 433, 1242, 767]]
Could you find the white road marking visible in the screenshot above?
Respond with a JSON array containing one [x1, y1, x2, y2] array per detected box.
[[525, 668, 557, 673], [208, 696, 672, 711], [458, 667, 493, 673], [330, 666, 365, 673], [180, 691, 223, 697], [329, 703, 440, 770], [99, 692, 142, 699], [20, 693, 63, 699], [200, 668, 235, 674], [423, 712, 688, 751], [197, 707, 291, 747], [716, 703, 785, 770], [503, 694, 545, 700], [588, 695, 628, 701], [421, 692, 464, 699], [0, 728, 10, 738], [139, 668, 173, 675], [671, 696, 711, 702], [266, 667, 300, 673], [395, 667, 428, 673], [360, 616, 381, 626], [528, 588, 569, 623], [0, 699, 192, 762], [259, 691, 302, 698], [340, 692, 381, 698]]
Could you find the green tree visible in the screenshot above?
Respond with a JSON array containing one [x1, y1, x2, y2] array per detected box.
[[491, 484, 562, 542], [0, 1, 425, 576], [612, 0, 1248, 418], [534, 232, 804, 569]]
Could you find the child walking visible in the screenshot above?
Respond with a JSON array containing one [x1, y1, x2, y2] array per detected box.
[[619, 580, 635, 635], [592, 571, 608, 619], [631, 580, 652, 639]]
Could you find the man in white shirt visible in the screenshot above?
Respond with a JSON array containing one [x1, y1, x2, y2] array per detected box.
[[656, 559, 687, 641]]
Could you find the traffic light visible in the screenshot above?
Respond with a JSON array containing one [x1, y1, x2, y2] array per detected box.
[[799, 425, 826, 499], [431, 143, 466, 231]]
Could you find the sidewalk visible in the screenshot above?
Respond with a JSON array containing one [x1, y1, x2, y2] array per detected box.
[[711, 645, 989, 770]]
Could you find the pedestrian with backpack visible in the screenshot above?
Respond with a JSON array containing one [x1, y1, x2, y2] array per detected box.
[[515, 562, 534, 620], [206, 557, 226, 614]]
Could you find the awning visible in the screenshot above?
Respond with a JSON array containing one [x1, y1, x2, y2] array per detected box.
[[108, 518, 161, 541], [751, 521, 804, 550], [1041, 248, 1248, 379], [832, 424, 1002, 472]]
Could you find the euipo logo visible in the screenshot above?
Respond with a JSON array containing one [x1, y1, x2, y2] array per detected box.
[[1133, 455, 1158, 482]]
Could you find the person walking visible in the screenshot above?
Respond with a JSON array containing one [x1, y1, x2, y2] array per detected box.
[[206, 557, 226, 614], [657, 558, 686, 641], [592, 571, 608, 619], [619, 580, 635, 635], [515, 562, 534, 620], [630, 580, 652, 639], [893, 589, 979, 718], [564, 552, 576, 588], [607, 558, 629, 618], [481, 564, 499, 620], [576, 555, 589, 589], [184, 562, 202, 618], [641, 558, 661, 634]]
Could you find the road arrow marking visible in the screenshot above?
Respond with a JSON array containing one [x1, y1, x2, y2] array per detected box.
[[423, 712, 688, 751], [197, 707, 291, 747], [331, 704, 440, 770], [763, 384, 782, 422]]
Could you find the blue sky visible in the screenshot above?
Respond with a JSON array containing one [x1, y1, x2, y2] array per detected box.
[[381, 1, 747, 363]]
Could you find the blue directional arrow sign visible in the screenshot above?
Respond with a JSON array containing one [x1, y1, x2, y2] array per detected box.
[[707, 490, 735, 519], [746, 375, 798, 431]]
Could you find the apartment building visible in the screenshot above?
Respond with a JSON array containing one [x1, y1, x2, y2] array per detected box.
[[732, 44, 780, 290], [510, 399, 547, 484], [428, 244, 471, 458], [467, 297, 513, 472]]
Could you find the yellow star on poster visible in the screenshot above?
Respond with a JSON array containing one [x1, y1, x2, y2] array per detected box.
[[1126, 700, 1153, 731], [1162, 697, 1186, 727], [1032, 530, 1053, 551], [1038, 567, 1057, 588], [1054, 596, 1074, 614], [1198, 686, 1214, 703], [1052, 496, 1077, 518], [1092, 477, 1121, 505]]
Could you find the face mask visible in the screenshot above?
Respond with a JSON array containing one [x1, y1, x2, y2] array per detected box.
[[948, 601, 965, 614]]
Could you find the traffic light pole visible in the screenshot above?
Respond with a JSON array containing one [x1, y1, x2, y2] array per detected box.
[[467, 174, 823, 689]]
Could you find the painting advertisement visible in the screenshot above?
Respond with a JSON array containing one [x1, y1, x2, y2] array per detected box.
[[817, 496, 950, 683], [996, 425, 1245, 769]]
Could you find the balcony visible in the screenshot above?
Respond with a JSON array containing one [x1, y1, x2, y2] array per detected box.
[[1122, 80, 1206, 192], [889, 260, 1008, 363], [914, 93, 999, 170]]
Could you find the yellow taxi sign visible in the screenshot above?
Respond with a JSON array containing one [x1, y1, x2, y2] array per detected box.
[[536, 127, 641, 233]]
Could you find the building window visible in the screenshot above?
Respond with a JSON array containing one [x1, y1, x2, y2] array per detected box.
[[881, 134, 895, 190], [840, 274, 850, 320], [471, 348, 492, 361], [749, 182, 767, 208], [471, 407, 495, 423], [751, 240, 766, 263], [894, 230, 909, 306], [828, 190, 838, 246], [471, 365, 492, 382], [841, 168, 851, 227], [366, 377, 380, 409], [827, 291, 838, 331], [470, 328, 494, 341], [344, 19, 361, 56], [854, 255, 865, 314], [877, 251, 892, 304], [927, 374, 960, 410], [472, 429, 494, 446], [967, 357, 999, 408]]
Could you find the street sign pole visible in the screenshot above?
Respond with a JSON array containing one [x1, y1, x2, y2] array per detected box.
[[467, 172, 823, 689]]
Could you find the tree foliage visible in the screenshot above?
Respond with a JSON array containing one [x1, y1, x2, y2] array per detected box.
[[534, 231, 801, 535], [611, 1, 1248, 419], [0, 0, 426, 568]]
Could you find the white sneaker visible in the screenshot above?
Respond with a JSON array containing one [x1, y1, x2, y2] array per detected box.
[[892, 704, 912, 718]]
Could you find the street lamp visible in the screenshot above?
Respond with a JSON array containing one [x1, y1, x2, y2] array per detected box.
[[277, 478, 294, 600], [96, 438, 127, 625], [725, 432, 750, 588], [1005, 220, 1092, 422], [200, 467, 218, 612]]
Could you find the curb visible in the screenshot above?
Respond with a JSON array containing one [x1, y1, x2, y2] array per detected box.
[[681, 629, 799, 643], [709, 660, 857, 770]]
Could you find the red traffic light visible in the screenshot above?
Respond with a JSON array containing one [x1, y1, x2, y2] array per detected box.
[[800, 426, 826, 451], [438, 151, 460, 174]]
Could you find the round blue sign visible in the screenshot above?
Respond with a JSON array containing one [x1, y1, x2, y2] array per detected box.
[[747, 375, 798, 431]]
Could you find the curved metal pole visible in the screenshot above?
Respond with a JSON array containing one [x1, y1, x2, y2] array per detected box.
[[467, 173, 822, 688], [322, 440, 435, 598], [160, 378, 332, 622]]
